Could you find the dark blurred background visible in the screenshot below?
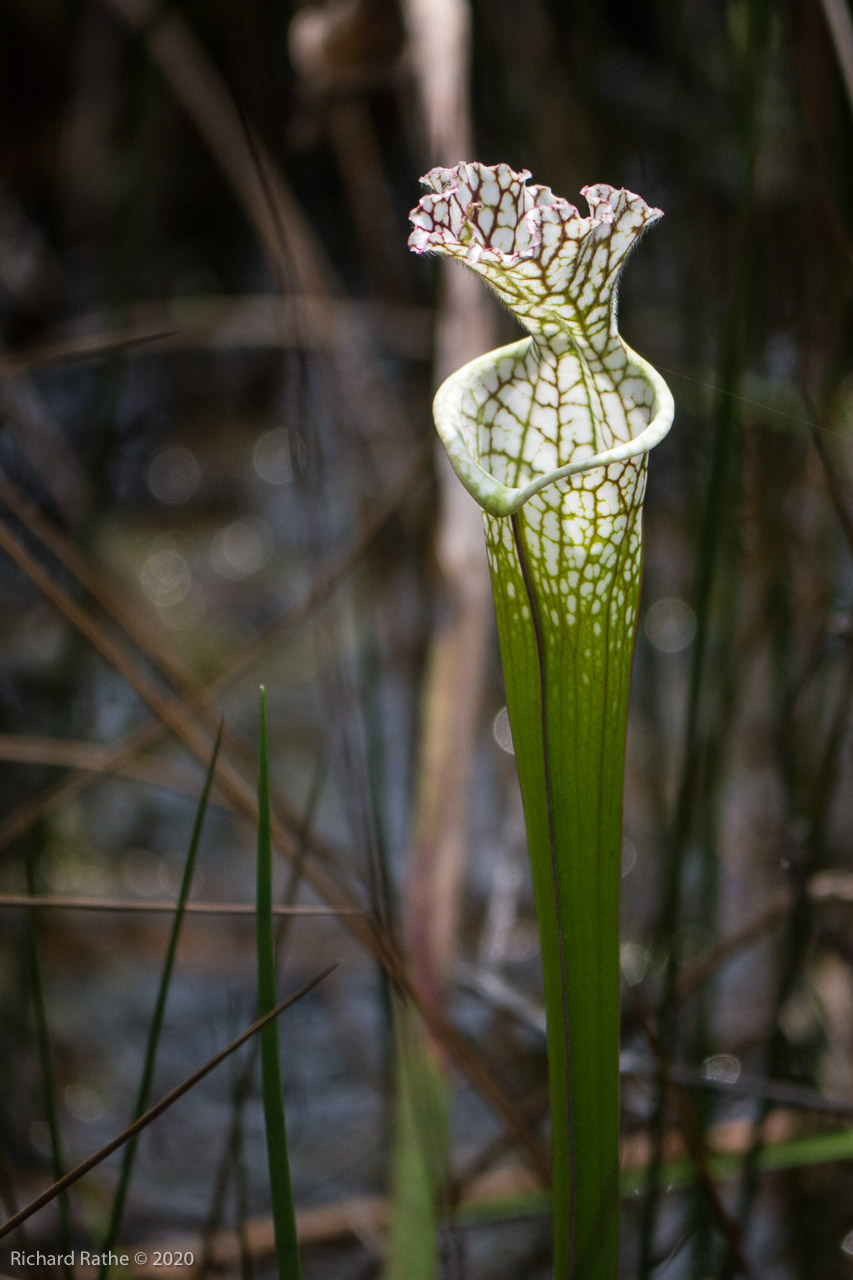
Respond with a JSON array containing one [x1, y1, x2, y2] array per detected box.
[[1, 0, 853, 1277]]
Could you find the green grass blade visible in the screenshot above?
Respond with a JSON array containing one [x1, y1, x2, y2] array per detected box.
[[26, 858, 73, 1280], [0, 970, 334, 1243], [99, 723, 223, 1275], [625, 1126, 853, 1195], [256, 686, 302, 1280], [452, 1127, 853, 1226], [385, 1003, 449, 1280]]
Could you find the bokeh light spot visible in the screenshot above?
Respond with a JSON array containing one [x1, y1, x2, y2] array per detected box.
[[644, 596, 696, 653], [148, 446, 200, 504]]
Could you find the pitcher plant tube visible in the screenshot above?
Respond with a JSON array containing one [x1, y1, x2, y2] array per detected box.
[[409, 162, 674, 1278]]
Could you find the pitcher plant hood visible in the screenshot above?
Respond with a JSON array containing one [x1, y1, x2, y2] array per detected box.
[[408, 161, 674, 516]]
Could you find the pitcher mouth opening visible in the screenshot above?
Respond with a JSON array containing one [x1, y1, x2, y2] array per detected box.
[[432, 339, 674, 519]]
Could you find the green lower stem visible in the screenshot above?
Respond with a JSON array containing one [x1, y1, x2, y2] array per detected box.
[[486, 496, 643, 1280]]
